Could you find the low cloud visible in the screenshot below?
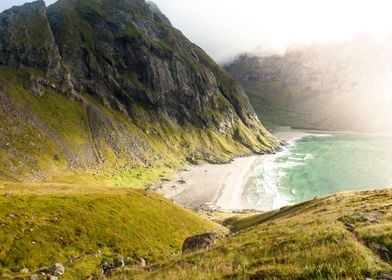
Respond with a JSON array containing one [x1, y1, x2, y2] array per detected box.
[[153, 0, 392, 63]]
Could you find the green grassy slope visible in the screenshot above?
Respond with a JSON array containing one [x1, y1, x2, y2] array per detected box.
[[0, 189, 220, 279], [124, 189, 392, 279], [0, 66, 278, 187]]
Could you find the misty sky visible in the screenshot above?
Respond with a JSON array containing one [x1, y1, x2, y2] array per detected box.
[[2, 0, 392, 62]]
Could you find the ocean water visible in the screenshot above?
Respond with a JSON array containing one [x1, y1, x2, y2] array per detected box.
[[243, 133, 392, 211]]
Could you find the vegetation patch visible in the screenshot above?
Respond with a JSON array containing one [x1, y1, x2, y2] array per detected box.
[[0, 190, 218, 279], [124, 190, 392, 279]]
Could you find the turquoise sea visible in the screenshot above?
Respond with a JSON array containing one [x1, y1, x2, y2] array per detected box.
[[243, 133, 392, 211]]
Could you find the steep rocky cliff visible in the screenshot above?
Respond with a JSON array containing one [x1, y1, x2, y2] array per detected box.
[[0, 1, 59, 72], [226, 35, 392, 132], [0, 0, 278, 184]]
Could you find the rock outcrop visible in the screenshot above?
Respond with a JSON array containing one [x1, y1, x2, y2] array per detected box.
[[182, 232, 216, 253], [47, 263, 65, 277], [0, 1, 61, 72], [46, 0, 259, 128]]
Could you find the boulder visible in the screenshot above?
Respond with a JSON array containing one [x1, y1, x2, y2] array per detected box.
[[113, 259, 124, 269], [100, 260, 112, 275], [140, 258, 146, 268], [374, 244, 390, 261], [47, 263, 64, 276], [19, 268, 29, 273], [100, 258, 125, 275], [344, 222, 355, 231], [379, 273, 392, 280], [182, 232, 216, 254], [7, 213, 16, 219]]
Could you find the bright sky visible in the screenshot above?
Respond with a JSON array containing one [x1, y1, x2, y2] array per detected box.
[[2, 0, 392, 62]]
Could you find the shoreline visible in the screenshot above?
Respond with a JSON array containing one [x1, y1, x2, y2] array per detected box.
[[153, 128, 321, 211], [152, 155, 262, 210], [213, 155, 260, 210]]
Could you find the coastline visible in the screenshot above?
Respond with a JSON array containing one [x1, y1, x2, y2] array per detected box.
[[152, 155, 261, 210], [153, 128, 317, 211]]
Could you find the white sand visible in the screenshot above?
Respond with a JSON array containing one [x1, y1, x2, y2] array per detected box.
[[152, 155, 260, 209], [213, 155, 260, 210], [153, 128, 314, 210]]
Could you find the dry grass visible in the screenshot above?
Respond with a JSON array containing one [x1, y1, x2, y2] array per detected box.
[[117, 189, 392, 280]]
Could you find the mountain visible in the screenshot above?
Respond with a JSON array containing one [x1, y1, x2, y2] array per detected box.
[[2, 2, 390, 280], [0, 0, 278, 184], [225, 35, 392, 132]]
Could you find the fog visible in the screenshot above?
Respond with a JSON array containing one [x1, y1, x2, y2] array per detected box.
[[153, 0, 392, 62], [2, 0, 392, 62]]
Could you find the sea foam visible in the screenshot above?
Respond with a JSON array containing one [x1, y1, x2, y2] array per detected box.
[[243, 133, 319, 211], [243, 131, 392, 211]]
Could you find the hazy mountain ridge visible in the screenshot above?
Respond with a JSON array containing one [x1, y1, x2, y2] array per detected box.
[[0, 0, 278, 183], [225, 35, 392, 132]]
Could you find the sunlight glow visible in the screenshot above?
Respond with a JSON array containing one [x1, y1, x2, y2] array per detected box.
[[153, 0, 392, 61]]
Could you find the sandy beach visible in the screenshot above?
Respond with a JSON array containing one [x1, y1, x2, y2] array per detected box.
[[153, 128, 315, 210], [152, 155, 261, 209]]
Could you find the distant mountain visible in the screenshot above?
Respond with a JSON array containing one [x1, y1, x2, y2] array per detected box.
[[225, 35, 392, 132], [0, 0, 278, 183]]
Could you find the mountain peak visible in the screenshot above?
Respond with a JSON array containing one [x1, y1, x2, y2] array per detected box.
[[6, 0, 46, 12], [0, 0, 64, 74], [146, 0, 171, 24]]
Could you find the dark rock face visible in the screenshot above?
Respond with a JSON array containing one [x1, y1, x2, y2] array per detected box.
[[0, 1, 62, 76], [0, 0, 265, 132], [46, 0, 259, 129], [182, 232, 216, 253]]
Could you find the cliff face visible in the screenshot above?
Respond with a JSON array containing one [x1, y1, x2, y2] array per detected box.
[[0, 1, 60, 71], [226, 36, 392, 132], [0, 0, 278, 183], [47, 0, 259, 128]]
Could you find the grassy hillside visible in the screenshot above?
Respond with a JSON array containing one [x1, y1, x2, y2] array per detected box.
[[121, 189, 392, 279], [0, 189, 221, 279], [0, 66, 278, 186]]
